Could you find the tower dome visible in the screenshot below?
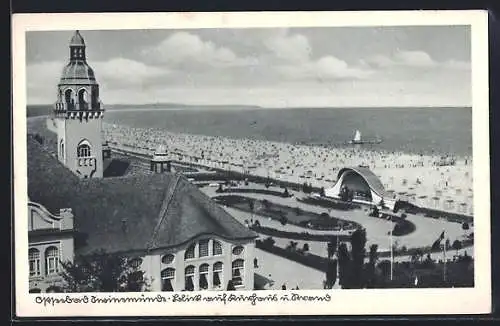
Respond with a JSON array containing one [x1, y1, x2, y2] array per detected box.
[[59, 30, 97, 85]]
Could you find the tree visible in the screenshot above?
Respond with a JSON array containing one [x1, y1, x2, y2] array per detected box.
[[327, 239, 337, 259], [60, 250, 150, 292], [452, 240, 463, 256], [283, 188, 290, 197], [325, 260, 337, 289], [349, 228, 367, 288], [216, 184, 224, 193], [337, 243, 351, 288], [365, 244, 378, 288]]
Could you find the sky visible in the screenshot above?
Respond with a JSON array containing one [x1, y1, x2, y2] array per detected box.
[[25, 26, 471, 108]]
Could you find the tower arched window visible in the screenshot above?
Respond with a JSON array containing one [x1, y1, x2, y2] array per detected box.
[[212, 240, 223, 256], [78, 89, 88, 110], [161, 268, 175, 291], [199, 264, 209, 290], [64, 89, 73, 107], [231, 259, 244, 287], [213, 262, 223, 288], [29, 248, 41, 277], [185, 265, 195, 291], [77, 140, 92, 158], [45, 246, 60, 275], [59, 140, 65, 160]]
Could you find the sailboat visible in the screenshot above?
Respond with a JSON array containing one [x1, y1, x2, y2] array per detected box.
[[348, 129, 382, 145]]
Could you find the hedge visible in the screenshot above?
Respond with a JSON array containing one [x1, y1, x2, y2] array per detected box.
[[251, 225, 350, 242]]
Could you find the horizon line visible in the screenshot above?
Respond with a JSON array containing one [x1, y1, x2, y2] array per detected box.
[[27, 103, 472, 109]]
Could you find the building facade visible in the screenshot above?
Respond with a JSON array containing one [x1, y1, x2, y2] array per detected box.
[[28, 200, 75, 293]]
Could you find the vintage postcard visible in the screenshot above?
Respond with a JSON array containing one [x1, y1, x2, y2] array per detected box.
[[13, 11, 491, 317]]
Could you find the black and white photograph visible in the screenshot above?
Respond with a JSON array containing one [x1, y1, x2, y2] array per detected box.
[[13, 11, 491, 316]]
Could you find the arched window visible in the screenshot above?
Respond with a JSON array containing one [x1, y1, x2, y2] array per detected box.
[[199, 264, 209, 290], [77, 140, 92, 158], [184, 243, 195, 260], [213, 262, 223, 288], [45, 246, 59, 275], [199, 239, 209, 257], [161, 268, 175, 292], [232, 245, 244, 256], [232, 259, 244, 287], [212, 240, 223, 256], [185, 265, 195, 291], [59, 140, 65, 160], [64, 89, 73, 105], [161, 254, 175, 265], [29, 248, 41, 277], [78, 88, 88, 108]]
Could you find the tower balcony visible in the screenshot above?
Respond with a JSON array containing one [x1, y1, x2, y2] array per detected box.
[[54, 102, 104, 120]]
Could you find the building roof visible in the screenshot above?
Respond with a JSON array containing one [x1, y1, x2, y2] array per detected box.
[[70, 30, 85, 47], [336, 166, 391, 198], [27, 137, 257, 256], [60, 62, 97, 85]]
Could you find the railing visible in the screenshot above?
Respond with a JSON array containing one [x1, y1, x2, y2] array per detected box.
[[78, 156, 96, 167]]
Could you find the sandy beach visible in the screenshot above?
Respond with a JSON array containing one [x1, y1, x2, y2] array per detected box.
[[103, 122, 473, 216]]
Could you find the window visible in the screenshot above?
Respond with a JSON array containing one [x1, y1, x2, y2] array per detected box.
[[213, 240, 223, 256], [29, 248, 41, 277], [128, 257, 142, 269], [232, 246, 244, 256], [232, 259, 244, 287], [77, 140, 91, 158], [199, 239, 209, 257], [45, 246, 60, 275], [199, 264, 209, 290], [161, 254, 175, 265], [184, 244, 195, 260], [185, 265, 195, 291], [213, 262, 223, 288], [161, 268, 175, 292]]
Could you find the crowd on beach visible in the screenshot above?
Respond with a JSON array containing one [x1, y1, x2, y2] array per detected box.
[[103, 123, 474, 215]]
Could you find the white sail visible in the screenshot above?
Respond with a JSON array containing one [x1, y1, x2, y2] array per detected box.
[[354, 130, 362, 142]]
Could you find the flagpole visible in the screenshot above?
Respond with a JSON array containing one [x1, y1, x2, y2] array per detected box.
[[389, 216, 393, 281], [443, 233, 447, 283]]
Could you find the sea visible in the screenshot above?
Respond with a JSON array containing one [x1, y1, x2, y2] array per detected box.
[[27, 105, 472, 157]]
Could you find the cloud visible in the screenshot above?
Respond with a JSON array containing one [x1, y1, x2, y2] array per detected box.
[[277, 55, 372, 80], [92, 58, 169, 88], [264, 31, 312, 64], [141, 32, 256, 68], [361, 50, 470, 70]]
